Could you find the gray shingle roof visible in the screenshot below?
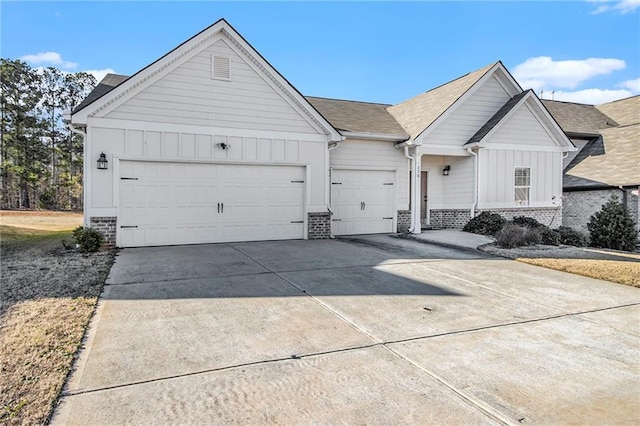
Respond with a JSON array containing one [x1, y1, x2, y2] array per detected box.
[[465, 90, 530, 146], [542, 99, 617, 135], [72, 73, 129, 114], [596, 95, 640, 127], [387, 62, 496, 139], [305, 97, 408, 138], [565, 124, 640, 188]]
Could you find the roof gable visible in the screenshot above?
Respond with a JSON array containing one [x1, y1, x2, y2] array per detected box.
[[387, 61, 521, 141], [72, 19, 341, 140], [465, 90, 574, 151]]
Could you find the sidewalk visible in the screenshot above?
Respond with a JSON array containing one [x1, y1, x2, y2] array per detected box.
[[404, 229, 494, 251]]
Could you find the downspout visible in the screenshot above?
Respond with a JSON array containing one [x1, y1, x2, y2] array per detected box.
[[467, 147, 478, 218], [67, 122, 88, 226], [327, 140, 342, 238], [403, 145, 418, 233]]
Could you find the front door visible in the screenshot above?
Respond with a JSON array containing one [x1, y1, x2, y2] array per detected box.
[[420, 171, 428, 225]]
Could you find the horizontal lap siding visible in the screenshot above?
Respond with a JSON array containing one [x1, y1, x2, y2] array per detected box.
[[427, 76, 511, 145], [103, 39, 316, 134], [489, 104, 557, 146], [330, 139, 409, 210]]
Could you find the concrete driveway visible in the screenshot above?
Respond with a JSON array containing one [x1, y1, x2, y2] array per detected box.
[[54, 235, 640, 425]]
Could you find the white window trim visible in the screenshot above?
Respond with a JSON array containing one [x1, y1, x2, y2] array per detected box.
[[211, 54, 231, 81], [514, 166, 531, 206]]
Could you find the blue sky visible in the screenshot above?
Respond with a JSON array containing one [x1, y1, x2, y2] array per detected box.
[[2, 1, 639, 105]]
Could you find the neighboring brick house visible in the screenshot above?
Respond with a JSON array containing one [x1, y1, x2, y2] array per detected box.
[[543, 96, 640, 233]]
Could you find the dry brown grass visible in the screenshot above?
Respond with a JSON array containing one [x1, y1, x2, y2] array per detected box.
[[0, 210, 83, 232], [481, 244, 640, 287], [0, 211, 113, 425], [517, 258, 640, 287]]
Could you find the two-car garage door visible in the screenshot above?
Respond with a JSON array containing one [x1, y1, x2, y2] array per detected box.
[[118, 161, 305, 247]]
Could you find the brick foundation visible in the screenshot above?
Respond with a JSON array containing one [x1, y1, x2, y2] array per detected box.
[[89, 216, 117, 247], [308, 212, 331, 239], [563, 188, 639, 233], [480, 207, 563, 229], [429, 209, 471, 229], [397, 210, 411, 233]]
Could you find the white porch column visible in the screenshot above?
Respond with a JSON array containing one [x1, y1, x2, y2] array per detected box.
[[411, 153, 422, 233]]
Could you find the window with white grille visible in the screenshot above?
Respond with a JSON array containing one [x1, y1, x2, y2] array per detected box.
[[514, 167, 530, 206], [212, 55, 231, 81]]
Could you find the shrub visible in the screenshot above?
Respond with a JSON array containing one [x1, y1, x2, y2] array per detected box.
[[495, 223, 542, 248], [587, 196, 638, 252], [72, 226, 104, 253], [463, 212, 506, 236], [512, 216, 559, 245], [555, 226, 588, 247]]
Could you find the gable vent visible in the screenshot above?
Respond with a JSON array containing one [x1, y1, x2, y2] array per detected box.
[[212, 55, 231, 81]]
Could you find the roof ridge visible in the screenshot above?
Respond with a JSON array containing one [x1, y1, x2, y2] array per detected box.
[[542, 99, 595, 107], [391, 61, 498, 107], [305, 95, 392, 107]]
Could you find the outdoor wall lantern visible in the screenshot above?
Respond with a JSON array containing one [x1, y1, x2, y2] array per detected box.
[[442, 165, 451, 176], [97, 152, 108, 170]]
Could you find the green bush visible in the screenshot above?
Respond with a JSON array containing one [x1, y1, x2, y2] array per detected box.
[[512, 216, 559, 245], [463, 212, 506, 236], [495, 223, 541, 248], [555, 226, 588, 247], [587, 196, 638, 252], [72, 226, 104, 253]]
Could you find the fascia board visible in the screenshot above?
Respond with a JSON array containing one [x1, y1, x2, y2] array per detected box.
[[341, 131, 408, 142]]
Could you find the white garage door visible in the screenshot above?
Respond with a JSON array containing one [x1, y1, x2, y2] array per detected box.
[[118, 161, 305, 247], [330, 169, 395, 236]]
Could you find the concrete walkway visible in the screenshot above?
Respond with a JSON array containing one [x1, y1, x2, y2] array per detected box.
[[408, 229, 494, 251], [53, 235, 640, 425]]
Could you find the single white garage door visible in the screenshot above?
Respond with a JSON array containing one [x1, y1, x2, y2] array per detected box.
[[118, 161, 305, 247], [330, 169, 395, 235]]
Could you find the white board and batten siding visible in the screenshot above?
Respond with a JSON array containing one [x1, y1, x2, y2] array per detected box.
[[100, 39, 318, 135], [329, 138, 408, 235], [89, 126, 327, 216], [478, 101, 564, 208], [478, 150, 562, 208]]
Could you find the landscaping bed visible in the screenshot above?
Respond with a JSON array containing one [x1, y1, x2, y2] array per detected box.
[[0, 212, 114, 425]]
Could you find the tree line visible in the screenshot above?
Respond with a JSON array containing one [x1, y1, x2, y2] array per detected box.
[[1, 58, 96, 210]]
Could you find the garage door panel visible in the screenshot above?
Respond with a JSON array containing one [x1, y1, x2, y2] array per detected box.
[[118, 161, 305, 247], [331, 169, 395, 236]]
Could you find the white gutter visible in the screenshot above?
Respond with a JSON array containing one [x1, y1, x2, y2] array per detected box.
[[326, 139, 343, 238], [341, 131, 408, 142], [403, 146, 419, 233], [467, 147, 478, 218]]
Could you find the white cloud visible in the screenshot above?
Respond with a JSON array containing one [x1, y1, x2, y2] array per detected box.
[[513, 56, 626, 91], [542, 88, 634, 104], [20, 51, 78, 70], [83, 68, 116, 83], [591, 0, 640, 14], [619, 77, 640, 91]]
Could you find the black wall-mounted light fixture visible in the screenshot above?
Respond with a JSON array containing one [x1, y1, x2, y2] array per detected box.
[[97, 152, 108, 170], [217, 143, 229, 150], [442, 165, 451, 176]]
